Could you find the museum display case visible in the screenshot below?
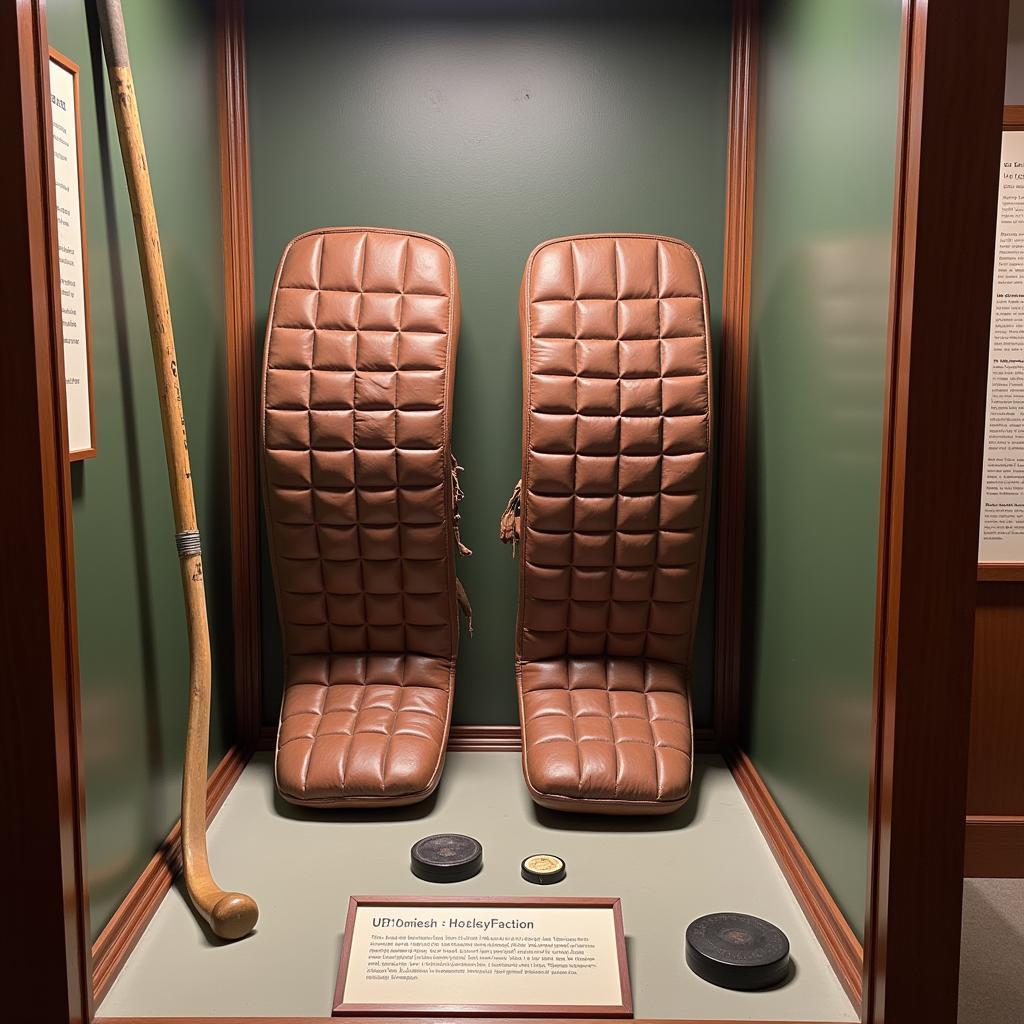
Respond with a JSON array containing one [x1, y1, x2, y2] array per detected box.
[[2, 1, 1009, 1022]]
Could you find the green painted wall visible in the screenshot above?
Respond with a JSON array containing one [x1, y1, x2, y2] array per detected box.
[[745, 0, 902, 937], [48, 0, 233, 938], [246, 0, 732, 727]]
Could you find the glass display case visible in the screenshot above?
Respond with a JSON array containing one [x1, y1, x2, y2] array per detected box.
[[3, 2, 1008, 1022]]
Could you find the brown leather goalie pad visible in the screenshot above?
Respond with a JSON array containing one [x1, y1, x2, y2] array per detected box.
[[262, 227, 462, 807], [515, 234, 712, 814]]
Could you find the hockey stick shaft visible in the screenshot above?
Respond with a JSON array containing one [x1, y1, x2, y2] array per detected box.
[[96, 0, 257, 941]]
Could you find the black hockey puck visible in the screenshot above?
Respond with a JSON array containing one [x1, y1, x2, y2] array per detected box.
[[685, 912, 790, 990], [521, 854, 566, 885], [410, 834, 483, 883]]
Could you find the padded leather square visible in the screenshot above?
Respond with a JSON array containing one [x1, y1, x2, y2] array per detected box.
[[276, 654, 451, 804], [516, 234, 711, 815], [519, 657, 693, 812], [263, 228, 460, 808]]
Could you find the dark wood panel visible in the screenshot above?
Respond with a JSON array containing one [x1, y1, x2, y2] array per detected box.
[[968, 582, 1024, 815], [977, 564, 1024, 581], [217, 0, 261, 748], [713, 0, 759, 748], [964, 815, 1024, 877], [1005, 104, 1024, 129], [1, 1, 91, 1021], [726, 748, 862, 1010], [91, 745, 250, 1005], [863, 2, 1008, 1023]]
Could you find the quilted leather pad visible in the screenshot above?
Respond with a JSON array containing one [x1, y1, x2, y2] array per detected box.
[[516, 234, 711, 814], [263, 228, 460, 806]]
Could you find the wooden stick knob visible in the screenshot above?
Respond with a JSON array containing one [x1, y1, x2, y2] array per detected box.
[[210, 892, 259, 941]]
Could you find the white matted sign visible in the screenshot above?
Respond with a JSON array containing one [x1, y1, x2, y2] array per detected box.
[[333, 896, 632, 1018], [49, 49, 96, 461], [980, 127, 1024, 566]]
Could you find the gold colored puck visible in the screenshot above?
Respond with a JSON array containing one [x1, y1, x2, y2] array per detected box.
[[522, 854, 566, 884]]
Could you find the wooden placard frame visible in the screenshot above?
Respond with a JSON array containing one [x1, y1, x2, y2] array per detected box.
[[977, 104, 1024, 583], [47, 45, 96, 462], [332, 896, 632, 1020]]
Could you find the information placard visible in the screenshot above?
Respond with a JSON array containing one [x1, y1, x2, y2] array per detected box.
[[980, 127, 1024, 568], [49, 49, 95, 461], [333, 896, 632, 1018]]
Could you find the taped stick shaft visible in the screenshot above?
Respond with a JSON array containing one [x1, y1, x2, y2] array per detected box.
[[96, 0, 257, 942]]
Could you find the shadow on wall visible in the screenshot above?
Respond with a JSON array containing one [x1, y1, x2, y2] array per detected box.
[[77, 1, 165, 919]]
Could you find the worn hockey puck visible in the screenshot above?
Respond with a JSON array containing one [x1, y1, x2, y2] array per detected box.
[[685, 912, 790, 990], [521, 854, 566, 885], [410, 834, 483, 883]]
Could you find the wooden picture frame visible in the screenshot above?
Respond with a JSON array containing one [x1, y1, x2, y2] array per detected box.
[[977, 104, 1024, 582], [47, 46, 96, 461], [332, 896, 632, 1019]]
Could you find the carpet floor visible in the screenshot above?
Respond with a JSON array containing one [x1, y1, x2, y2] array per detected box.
[[960, 878, 1024, 1023]]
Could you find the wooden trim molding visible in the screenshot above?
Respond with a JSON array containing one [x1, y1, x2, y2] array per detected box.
[[713, 0, 759, 748], [694, 727, 719, 754], [977, 562, 1024, 582], [91, 745, 250, 1006], [725, 747, 862, 1010], [256, 723, 720, 754], [964, 815, 1024, 878], [1004, 104, 1024, 129], [446, 725, 522, 751], [443, 725, 718, 754], [863, 3, 1008, 1023], [95, 1018, 848, 1024], [3, 2, 92, 1021], [217, 0, 261, 748]]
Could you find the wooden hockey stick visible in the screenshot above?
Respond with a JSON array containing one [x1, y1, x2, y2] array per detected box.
[[96, 0, 258, 941]]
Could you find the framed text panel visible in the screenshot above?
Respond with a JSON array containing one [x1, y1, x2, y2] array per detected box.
[[333, 896, 632, 1018], [979, 106, 1024, 579], [48, 47, 96, 461]]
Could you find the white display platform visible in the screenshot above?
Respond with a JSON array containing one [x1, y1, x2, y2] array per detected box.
[[98, 752, 857, 1021]]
